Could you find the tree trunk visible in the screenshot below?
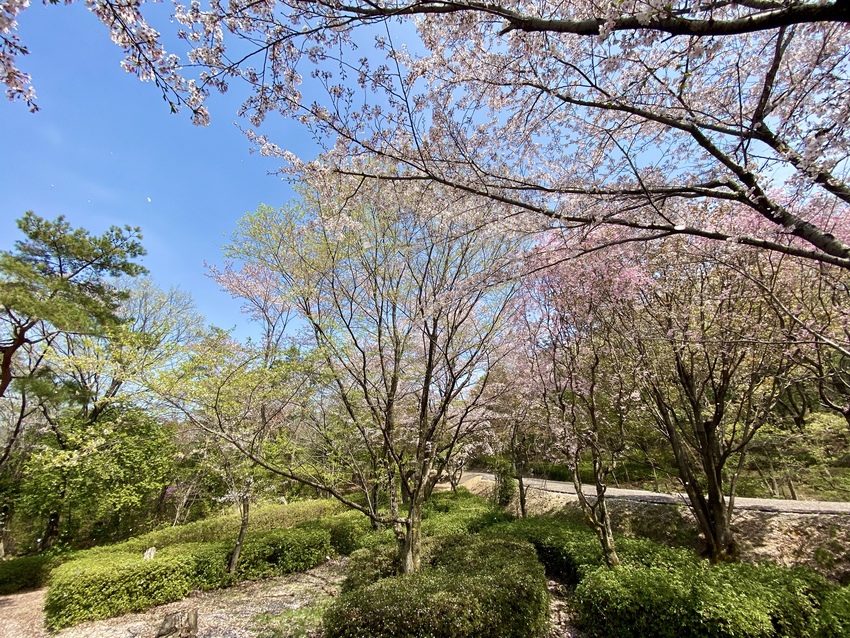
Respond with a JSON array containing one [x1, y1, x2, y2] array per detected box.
[[228, 497, 250, 574], [397, 500, 423, 575], [41, 512, 60, 551], [571, 451, 620, 568], [517, 474, 528, 518]]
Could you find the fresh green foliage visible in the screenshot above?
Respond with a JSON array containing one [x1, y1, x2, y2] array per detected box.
[[120, 500, 341, 553], [487, 514, 699, 585], [0, 554, 61, 594], [421, 488, 510, 537], [341, 545, 403, 593], [574, 561, 837, 638], [40, 500, 345, 627], [817, 586, 850, 638], [17, 409, 176, 546], [236, 527, 331, 580], [325, 536, 549, 638], [44, 526, 332, 627], [486, 515, 604, 584], [158, 541, 234, 590], [44, 552, 195, 630], [490, 456, 518, 507], [296, 510, 374, 556]]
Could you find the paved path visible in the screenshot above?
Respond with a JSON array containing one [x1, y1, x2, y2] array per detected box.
[[462, 472, 850, 515]]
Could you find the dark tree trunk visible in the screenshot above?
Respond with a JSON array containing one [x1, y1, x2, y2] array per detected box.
[[41, 512, 60, 551], [228, 497, 250, 574]]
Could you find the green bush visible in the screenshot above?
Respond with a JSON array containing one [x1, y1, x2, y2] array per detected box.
[[325, 537, 549, 638], [341, 545, 401, 593], [45, 527, 332, 628], [492, 456, 517, 507], [44, 552, 195, 630], [159, 541, 234, 590], [817, 586, 850, 638], [421, 489, 506, 538], [727, 563, 832, 638], [575, 561, 836, 638], [486, 514, 700, 585], [120, 499, 341, 553], [237, 527, 331, 580], [527, 461, 573, 482], [487, 515, 602, 585], [297, 510, 373, 556], [0, 554, 61, 594]]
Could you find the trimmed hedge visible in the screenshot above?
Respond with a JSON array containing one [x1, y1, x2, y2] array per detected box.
[[237, 527, 331, 579], [120, 499, 341, 553], [574, 561, 839, 638], [0, 554, 61, 594], [325, 536, 549, 638], [44, 526, 332, 628], [486, 515, 603, 584], [44, 552, 195, 630], [487, 515, 699, 585], [297, 510, 374, 556]]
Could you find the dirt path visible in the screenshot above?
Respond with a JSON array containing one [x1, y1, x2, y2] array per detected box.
[[0, 588, 47, 638]]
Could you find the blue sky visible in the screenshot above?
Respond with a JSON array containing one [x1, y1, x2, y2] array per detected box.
[[0, 2, 322, 335]]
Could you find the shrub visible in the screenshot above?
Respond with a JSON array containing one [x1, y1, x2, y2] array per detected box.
[[421, 489, 506, 538], [341, 545, 401, 593], [487, 515, 603, 585], [0, 554, 61, 594], [44, 552, 195, 630], [575, 561, 835, 638], [158, 541, 234, 590], [237, 527, 331, 580], [325, 537, 549, 638], [297, 510, 373, 556], [817, 586, 850, 638], [486, 514, 701, 585], [527, 461, 573, 482], [45, 527, 332, 628], [726, 562, 832, 638], [120, 499, 341, 553], [492, 456, 517, 507]]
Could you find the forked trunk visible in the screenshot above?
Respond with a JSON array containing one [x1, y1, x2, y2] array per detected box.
[[571, 453, 620, 568]]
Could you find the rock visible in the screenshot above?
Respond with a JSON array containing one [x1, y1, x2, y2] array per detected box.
[[142, 547, 157, 561], [154, 608, 198, 638]]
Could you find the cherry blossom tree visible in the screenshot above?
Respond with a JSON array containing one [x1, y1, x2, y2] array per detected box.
[[5, 0, 849, 268], [516, 236, 649, 566], [625, 239, 799, 561], [221, 174, 520, 573]]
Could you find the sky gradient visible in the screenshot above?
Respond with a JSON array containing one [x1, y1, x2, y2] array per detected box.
[[1, 2, 319, 335]]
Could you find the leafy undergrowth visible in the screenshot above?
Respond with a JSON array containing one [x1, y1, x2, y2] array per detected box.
[[3, 487, 850, 637]]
